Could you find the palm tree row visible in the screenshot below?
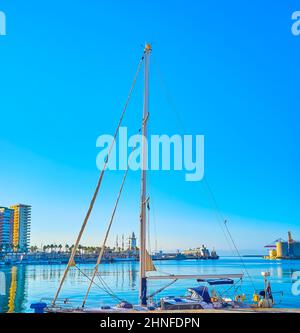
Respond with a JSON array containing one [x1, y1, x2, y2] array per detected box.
[[37, 244, 115, 254]]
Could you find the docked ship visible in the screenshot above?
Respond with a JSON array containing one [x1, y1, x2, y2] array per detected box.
[[182, 245, 219, 260], [152, 246, 219, 260]]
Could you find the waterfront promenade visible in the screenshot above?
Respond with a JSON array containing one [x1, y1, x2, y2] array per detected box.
[[0, 251, 219, 266]]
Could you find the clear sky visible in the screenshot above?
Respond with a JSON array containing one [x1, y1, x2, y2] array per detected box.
[[0, 0, 299, 254]]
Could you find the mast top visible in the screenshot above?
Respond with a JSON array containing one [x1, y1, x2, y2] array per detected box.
[[144, 43, 152, 53]]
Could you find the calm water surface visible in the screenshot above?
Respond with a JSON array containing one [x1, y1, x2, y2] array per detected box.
[[1, 257, 300, 313]]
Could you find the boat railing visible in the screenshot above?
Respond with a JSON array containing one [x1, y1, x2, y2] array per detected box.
[[40, 297, 74, 309]]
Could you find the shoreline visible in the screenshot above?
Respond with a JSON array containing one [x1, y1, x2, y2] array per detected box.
[[0, 257, 220, 266]]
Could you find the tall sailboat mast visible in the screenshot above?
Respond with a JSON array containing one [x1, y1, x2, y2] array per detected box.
[[140, 43, 151, 306]]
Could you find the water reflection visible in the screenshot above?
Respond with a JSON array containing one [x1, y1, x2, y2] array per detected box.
[[113, 262, 138, 290], [0, 266, 27, 313], [0, 258, 299, 312]]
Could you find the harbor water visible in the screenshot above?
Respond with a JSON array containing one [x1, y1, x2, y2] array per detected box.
[[1, 257, 300, 313]]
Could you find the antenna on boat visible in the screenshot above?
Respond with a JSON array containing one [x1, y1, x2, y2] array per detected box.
[[140, 43, 151, 307]]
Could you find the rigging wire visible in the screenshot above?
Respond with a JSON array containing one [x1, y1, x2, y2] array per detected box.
[[152, 56, 256, 292], [202, 180, 236, 256], [147, 166, 159, 255], [152, 56, 235, 255], [147, 199, 152, 254], [148, 279, 178, 299], [217, 278, 243, 298], [224, 220, 257, 291], [74, 265, 122, 302], [152, 198, 158, 253], [82, 144, 138, 307], [145, 113, 158, 255], [96, 273, 123, 302], [97, 274, 116, 295], [52, 53, 145, 305]]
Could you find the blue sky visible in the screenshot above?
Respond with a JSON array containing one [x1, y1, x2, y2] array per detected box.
[[0, 0, 299, 254]]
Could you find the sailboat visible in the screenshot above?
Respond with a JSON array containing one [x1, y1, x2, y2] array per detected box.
[[31, 44, 277, 313]]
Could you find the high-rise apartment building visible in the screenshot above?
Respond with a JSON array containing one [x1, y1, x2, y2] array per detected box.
[[10, 204, 31, 252], [0, 207, 14, 251]]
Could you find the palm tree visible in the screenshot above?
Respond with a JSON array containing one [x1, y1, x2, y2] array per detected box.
[[70, 244, 75, 254], [30, 246, 37, 253]]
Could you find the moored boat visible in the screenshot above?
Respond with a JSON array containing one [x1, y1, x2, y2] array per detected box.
[[32, 44, 279, 314]]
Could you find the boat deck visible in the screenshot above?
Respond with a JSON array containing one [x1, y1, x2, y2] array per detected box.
[[50, 307, 300, 314], [150, 308, 300, 313]]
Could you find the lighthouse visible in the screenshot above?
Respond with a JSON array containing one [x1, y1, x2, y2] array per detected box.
[[130, 232, 137, 251]]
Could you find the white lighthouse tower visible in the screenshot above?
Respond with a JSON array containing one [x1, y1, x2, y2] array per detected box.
[[130, 232, 137, 251]]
